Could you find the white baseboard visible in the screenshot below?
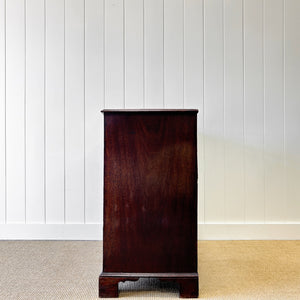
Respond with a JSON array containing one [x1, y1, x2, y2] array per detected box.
[[198, 224, 300, 240], [0, 224, 300, 240], [0, 224, 102, 240]]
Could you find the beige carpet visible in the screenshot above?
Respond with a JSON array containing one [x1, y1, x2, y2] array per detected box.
[[0, 241, 300, 299]]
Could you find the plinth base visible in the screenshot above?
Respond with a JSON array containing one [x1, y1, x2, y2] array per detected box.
[[99, 272, 199, 298]]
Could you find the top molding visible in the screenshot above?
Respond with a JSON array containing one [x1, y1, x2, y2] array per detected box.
[[101, 109, 198, 113]]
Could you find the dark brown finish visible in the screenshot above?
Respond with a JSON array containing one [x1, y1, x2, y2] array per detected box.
[[99, 273, 198, 298], [101, 109, 199, 113], [99, 110, 198, 298], [176, 277, 199, 298]]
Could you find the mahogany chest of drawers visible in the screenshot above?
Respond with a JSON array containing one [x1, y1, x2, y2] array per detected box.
[[99, 110, 198, 298]]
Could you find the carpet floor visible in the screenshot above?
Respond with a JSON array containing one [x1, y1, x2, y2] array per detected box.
[[0, 241, 299, 299]]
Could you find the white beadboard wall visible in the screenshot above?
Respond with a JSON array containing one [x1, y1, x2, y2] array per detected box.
[[1, 0, 300, 240]]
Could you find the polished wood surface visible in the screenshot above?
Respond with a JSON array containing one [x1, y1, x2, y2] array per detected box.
[[99, 111, 198, 298]]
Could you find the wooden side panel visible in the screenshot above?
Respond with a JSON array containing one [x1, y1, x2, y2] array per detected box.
[[103, 112, 197, 273]]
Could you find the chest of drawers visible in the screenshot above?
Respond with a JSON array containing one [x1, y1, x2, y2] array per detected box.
[[99, 110, 198, 298]]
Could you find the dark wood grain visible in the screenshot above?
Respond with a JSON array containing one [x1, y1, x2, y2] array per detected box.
[[99, 111, 198, 298]]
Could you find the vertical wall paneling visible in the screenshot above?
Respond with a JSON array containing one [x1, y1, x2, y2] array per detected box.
[[0, 0, 5, 223], [144, 0, 164, 108], [6, 0, 25, 223], [164, 0, 184, 108], [184, 0, 204, 223], [264, 0, 285, 223], [65, 0, 85, 223], [285, 0, 300, 222], [85, 0, 103, 223], [2, 0, 300, 235], [25, 0, 45, 224], [244, 0, 264, 222], [224, 0, 244, 223], [105, 0, 124, 108], [45, 0, 65, 223], [204, 0, 225, 223], [124, 0, 143, 108]]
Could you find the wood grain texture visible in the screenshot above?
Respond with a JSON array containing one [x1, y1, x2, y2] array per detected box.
[[100, 111, 198, 297], [103, 111, 197, 273]]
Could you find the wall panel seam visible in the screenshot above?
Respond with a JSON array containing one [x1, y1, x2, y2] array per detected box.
[[4, 0, 7, 225], [44, 0, 46, 224], [182, 0, 185, 109], [263, 0, 266, 224], [223, 0, 226, 224], [242, 0, 246, 224], [103, 0, 106, 108], [83, 0, 86, 224], [163, 0, 165, 108], [283, 0, 286, 223], [123, 0, 125, 108], [142, 0, 145, 108], [203, 0, 206, 224], [63, 0, 66, 224], [24, 0, 27, 224]]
